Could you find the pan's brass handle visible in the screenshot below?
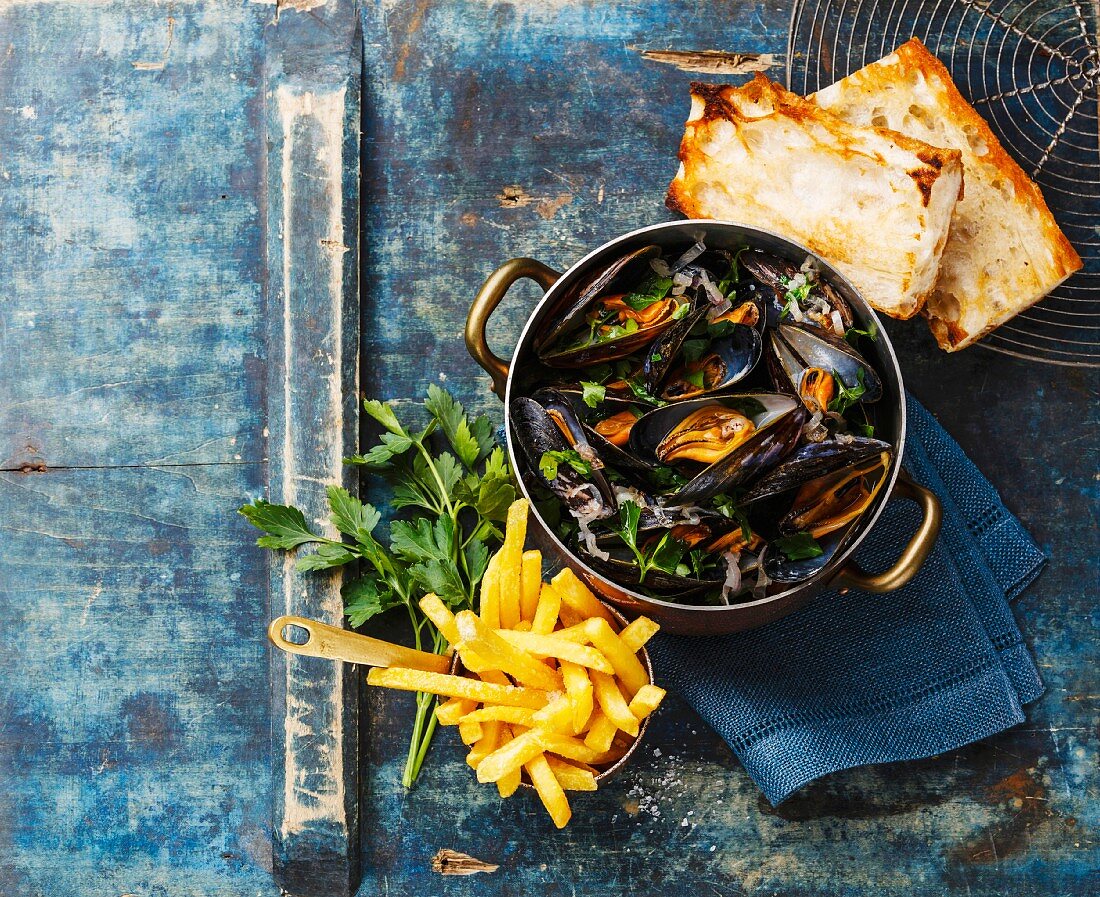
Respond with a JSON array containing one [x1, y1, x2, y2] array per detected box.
[[832, 473, 942, 594], [465, 258, 561, 398], [268, 615, 453, 673]]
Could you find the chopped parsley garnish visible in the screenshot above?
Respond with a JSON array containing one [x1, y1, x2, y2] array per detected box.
[[539, 449, 592, 480], [844, 321, 879, 345], [623, 274, 673, 310], [612, 500, 686, 584], [778, 274, 814, 319], [671, 301, 692, 320], [580, 381, 606, 408], [827, 368, 868, 416], [773, 532, 824, 560], [683, 369, 706, 389]]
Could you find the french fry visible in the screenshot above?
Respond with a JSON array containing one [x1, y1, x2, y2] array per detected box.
[[466, 719, 502, 769], [514, 620, 532, 632], [628, 684, 667, 721], [525, 752, 571, 828], [590, 670, 640, 736], [436, 697, 476, 726], [477, 668, 510, 686], [559, 660, 594, 734], [583, 709, 617, 753], [545, 755, 598, 792], [458, 718, 484, 745], [476, 728, 545, 783], [496, 726, 522, 798], [531, 693, 575, 735], [495, 630, 614, 674], [479, 553, 501, 629], [618, 615, 660, 653], [497, 500, 528, 629], [520, 549, 542, 622], [454, 611, 563, 692], [531, 730, 604, 765], [551, 568, 616, 625], [556, 603, 585, 628], [366, 667, 548, 709], [460, 705, 537, 726], [584, 618, 649, 697], [419, 594, 488, 671], [531, 583, 561, 635]]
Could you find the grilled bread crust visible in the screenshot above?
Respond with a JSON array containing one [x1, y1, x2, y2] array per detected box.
[[812, 38, 1082, 351], [667, 75, 964, 320]]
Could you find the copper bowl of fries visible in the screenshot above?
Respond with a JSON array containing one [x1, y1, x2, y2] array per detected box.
[[466, 220, 941, 636]]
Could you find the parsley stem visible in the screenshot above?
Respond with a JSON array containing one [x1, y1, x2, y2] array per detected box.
[[414, 441, 456, 518]]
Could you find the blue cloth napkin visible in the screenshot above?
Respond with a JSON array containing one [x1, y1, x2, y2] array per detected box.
[[649, 396, 1046, 805]]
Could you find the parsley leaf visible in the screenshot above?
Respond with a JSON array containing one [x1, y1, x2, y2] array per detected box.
[[425, 384, 487, 468], [327, 485, 381, 542], [778, 274, 813, 320], [580, 381, 606, 408], [773, 533, 824, 560], [296, 542, 358, 572], [844, 320, 879, 345], [539, 449, 592, 481], [827, 368, 868, 417], [623, 273, 673, 310], [343, 577, 403, 627], [239, 500, 320, 550]]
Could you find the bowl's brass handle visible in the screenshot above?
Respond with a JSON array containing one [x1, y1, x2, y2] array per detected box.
[[832, 473, 943, 594], [268, 615, 452, 673], [465, 258, 562, 398]]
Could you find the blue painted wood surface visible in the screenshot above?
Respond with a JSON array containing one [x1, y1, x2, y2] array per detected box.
[[0, 2, 1096, 897]]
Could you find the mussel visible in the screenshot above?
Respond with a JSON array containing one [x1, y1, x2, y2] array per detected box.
[[659, 324, 762, 401], [763, 450, 890, 583], [641, 307, 706, 392], [510, 395, 616, 521], [779, 452, 890, 538], [768, 323, 883, 411], [741, 437, 893, 505], [628, 394, 807, 502], [537, 246, 693, 368], [741, 250, 853, 335]]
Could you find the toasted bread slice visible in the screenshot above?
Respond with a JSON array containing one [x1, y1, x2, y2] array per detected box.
[[812, 38, 1082, 351], [667, 75, 964, 319]]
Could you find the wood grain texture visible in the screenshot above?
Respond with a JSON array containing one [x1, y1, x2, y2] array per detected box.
[[263, 3, 364, 895], [0, 0, 1095, 895]]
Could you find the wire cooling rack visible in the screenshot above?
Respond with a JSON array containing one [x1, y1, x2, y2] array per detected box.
[[788, 0, 1100, 367]]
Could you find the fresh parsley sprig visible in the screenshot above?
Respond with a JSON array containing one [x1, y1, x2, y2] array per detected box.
[[827, 368, 868, 417], [240, 384, 515, 788], [611, 500, 686, 584]]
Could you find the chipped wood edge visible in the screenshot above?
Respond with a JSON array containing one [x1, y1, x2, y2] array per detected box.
[[638, 49, 780, 75], [431, 849, 501, 876]]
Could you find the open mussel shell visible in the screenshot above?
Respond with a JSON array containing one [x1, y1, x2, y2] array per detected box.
[[741, 437, 893, 505], [741, 250, 853, 335], [551, 388, 655, 474], [536, 245, 691, 368], [768, 323, 883, 406], [778, 450, 891, 538], [628, 393, 807, 503], [659, 324, 762, 401], [763, 528, 849, 584], [510, 395, 616, 521], [642, 307, 706, 393], [536, 244, 659, 350]]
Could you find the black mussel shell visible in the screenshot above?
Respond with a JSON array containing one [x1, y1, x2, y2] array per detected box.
[[642, 307, 706, 393], [741, 438, 893, 505], [548, 388, 655, 475], [660, 324, 762, 401], [768, 323, 883, 405], [763, 528, 849, 584], [536, 244, 659, 350], [579, 546, 721, 595], [740, 249, 801, 292], [628, 393, 807, 503], [510, 396, 616, 520]]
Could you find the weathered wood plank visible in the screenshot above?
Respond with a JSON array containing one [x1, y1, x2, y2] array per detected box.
[[0, 1, 270, 470], [0, 463, 277, 897], [263, 3, 363, 895]]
